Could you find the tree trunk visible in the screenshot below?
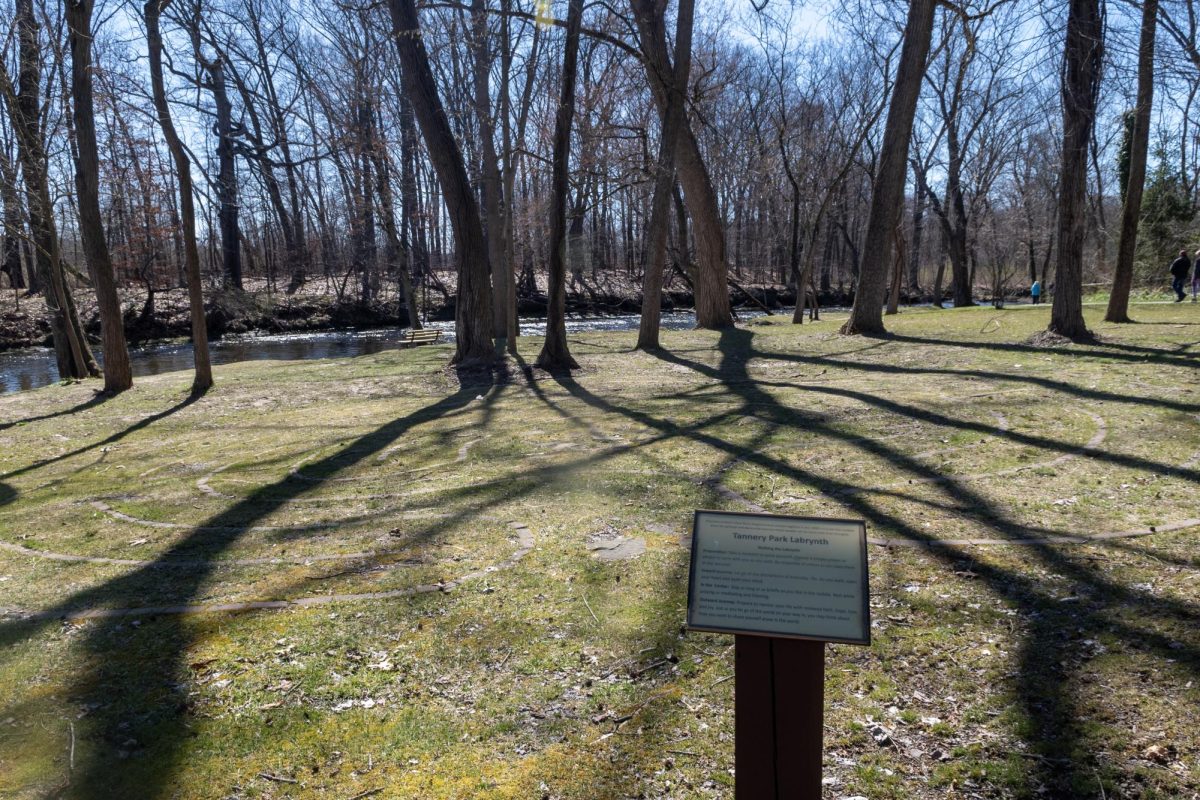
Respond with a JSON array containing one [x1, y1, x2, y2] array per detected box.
[[471, 0, 511, 343], [371, 110, 421, 330], [398, 88, 430, 286], [145, 0, 212, 393], [635, 7, 731, 330], [841, 0, 936, 335], [537, 0, 584, 370], [2, 0, 97, 378], [386, 0, 494, 365], [1050, 0, 1103, 340], [0, 152, 24, 290], [1106, 0, 1156, 323], [909, 173, 925, 293], [633, 0, 694, 350], [887, 227, 905, 315], [209, 60, 243, 290], [67, 0, 132, 393]]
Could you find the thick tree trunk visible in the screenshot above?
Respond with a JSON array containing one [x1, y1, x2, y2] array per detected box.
[[841, 0, 936, 335], [0, 153, 24, 290], [1106, 0, 1156, 323], [537, 0, 583, 370], [633, 0, 694, 350], [1050, 0, 1103, 340], [209, 61, 243, 290], [948, 226, 972, 306], [386, 0, 494, 365], [472, 0, 511, 343], [67, 0, 132, 393], [635, 8, 731, 330], [146, 0, 212, 393]]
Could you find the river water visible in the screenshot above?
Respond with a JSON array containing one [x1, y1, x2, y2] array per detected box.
[[0, 310, 784, 395]]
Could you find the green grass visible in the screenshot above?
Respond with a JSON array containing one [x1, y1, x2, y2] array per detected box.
[[0, 302, 1198, 798]]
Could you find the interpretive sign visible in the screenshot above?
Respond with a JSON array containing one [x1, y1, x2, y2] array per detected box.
[[686, 510, 870, 645]]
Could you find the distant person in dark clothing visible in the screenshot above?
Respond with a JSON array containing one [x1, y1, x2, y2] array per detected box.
[[1170, 249, 1191, 302]]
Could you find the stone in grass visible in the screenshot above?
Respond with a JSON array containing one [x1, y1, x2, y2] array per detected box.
[[586, 529, 646, 561]]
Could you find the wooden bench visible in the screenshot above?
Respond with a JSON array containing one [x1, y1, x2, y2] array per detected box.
[[398, 328, 442, 347]]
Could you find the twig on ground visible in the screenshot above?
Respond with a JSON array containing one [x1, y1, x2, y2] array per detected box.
[[583, 595, 600, 626], [347, 789, 383, 800], [258, 772, 298, 784]]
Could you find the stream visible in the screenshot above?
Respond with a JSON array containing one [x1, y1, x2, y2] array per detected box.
[[0, 309, 785, 395]]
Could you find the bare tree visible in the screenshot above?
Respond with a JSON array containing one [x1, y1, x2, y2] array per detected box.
[[386, 0, 494, 365], [66, 0, 132, 392], [634, 0, 730, 330], [1106, 0, 1157, 323], [537, 0, 583, 370], [1050, 0, 1104, 339], [145, 0, 213, 393], [841, 0, 936, 335], [634, 0, 694, 350]]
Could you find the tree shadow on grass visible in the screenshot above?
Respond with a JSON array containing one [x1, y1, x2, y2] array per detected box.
[[545, 328, 1200, 796], [0, 390, 111, 432], [0, 393, 201, 482], [887, 331, 1200, 368], [0, 369, 493, 798], [747, 334, 1200, 416]]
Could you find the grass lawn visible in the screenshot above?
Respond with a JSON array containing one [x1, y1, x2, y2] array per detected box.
[[0, 302, 1198, 799]]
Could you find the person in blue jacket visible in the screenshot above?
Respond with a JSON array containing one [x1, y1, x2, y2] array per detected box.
[[1031, 279, 1042, 305]]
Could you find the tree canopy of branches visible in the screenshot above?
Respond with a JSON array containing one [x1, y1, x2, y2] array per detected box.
[[0, 0, 1189, 372]]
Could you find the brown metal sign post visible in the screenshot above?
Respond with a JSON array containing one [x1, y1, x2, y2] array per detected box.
[[735, 636, 825, 799], [686, 511, 871, 799]]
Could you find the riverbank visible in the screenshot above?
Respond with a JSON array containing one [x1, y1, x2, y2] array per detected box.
[[0, 277, 855, 353]]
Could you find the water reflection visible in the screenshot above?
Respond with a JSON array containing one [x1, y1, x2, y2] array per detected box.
[[0, 310, 771, 395]]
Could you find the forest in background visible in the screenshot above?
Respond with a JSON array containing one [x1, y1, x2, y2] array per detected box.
[[0, 0, 1195, 382]]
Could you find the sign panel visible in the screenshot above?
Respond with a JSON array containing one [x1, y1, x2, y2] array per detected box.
[[687, 510, 870, 645]]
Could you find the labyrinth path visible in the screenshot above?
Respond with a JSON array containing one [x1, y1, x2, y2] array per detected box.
[[3, 371, 1196, 621]]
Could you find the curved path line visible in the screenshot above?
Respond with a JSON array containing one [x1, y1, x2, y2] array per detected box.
[[90, 499, 343, 532], [2, 524, 534, 621], [1, 534, 460, 569], [88, 499, 463, 532]]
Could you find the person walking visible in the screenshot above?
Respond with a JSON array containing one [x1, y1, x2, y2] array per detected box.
[[1031, 279, 1042, 305], [1170, 249, 1191, 302]]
